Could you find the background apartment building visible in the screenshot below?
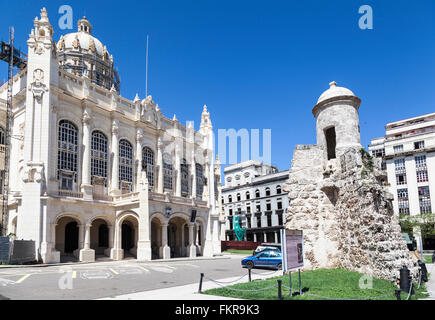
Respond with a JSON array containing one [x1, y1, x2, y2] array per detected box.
[[369, 112, 435, 250], [221, 160, 289, 244]]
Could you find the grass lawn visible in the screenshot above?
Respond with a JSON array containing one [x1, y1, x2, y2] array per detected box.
[[203, 268, 429, 300], [222, 249, 253, 255], [423, 254, 433, 264]]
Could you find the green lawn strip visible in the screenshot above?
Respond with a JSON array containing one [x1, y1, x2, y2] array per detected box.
[[423, 254, 432, 264], [203, 268, 429, 300], [222, 249, 253, 255]]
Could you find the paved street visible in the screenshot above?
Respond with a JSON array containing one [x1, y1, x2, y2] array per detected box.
[[0, 255, 254, 300]]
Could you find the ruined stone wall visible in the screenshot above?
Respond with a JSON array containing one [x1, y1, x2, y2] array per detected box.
[[284, 146, 418, 282]]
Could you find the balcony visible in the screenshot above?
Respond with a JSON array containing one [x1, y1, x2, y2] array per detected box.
[[57, 190, 83, 199], [113, 192, 139, 203]]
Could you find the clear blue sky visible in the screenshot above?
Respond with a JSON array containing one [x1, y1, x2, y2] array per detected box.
[[1, 0, 435, 174]]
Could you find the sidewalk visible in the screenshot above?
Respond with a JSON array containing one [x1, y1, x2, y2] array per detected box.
[[423, 263, 434, 300], [99, 268, 283, 300]]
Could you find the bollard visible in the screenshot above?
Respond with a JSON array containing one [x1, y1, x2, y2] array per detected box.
[[395, 289, 401, 300], [277, 279, 283, 300], [248, 268, 252, 282], [418, 260, 428, 282], [198, 273, 204, 293], [399, 266, 410, 293]]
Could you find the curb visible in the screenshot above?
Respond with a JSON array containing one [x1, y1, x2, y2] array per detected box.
[[0, 255, 230, 269]]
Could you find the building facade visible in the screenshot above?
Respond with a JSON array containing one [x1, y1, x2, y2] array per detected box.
[[0, 8, 222, 263], [221, 160, 289, 244], [369, 112, 435, 250]]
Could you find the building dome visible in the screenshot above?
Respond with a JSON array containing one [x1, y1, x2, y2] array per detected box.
[[316, 81, 355, 104], [56, 16, 120, 92]]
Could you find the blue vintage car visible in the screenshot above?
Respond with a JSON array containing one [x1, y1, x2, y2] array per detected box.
[[241, 250, 282, 270]]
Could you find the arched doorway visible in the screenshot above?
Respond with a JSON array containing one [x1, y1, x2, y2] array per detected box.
[[118, 214, 138, 259], [150, 216, 163, 259], [64, 221, 79, 253], [168, 216, 189, 258], [90, 218, 110, 256], [122, 221, 134, 251], [55, 215, 82, 262]]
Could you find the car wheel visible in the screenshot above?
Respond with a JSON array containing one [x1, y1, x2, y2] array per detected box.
[[277, 263, 282, 270], [246, 261, 254, 269]]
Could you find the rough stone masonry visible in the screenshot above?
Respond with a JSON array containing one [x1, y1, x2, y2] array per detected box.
[[283, 82, 418, 282]]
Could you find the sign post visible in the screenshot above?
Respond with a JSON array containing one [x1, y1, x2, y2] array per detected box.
[[280, 229, 304, 296]]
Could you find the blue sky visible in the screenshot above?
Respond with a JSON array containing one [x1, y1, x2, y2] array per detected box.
[[1, 0, 435, 174]]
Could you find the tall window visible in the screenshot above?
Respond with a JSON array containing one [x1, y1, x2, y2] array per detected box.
[[142, 147, 154, 187], [397, 188, 409, 215], [163, 154, 173, 190], [394, 145, 404, 153], [91, 131, 108, 187], [246, 191, 250, 200], [196, 163, 204, 198], [395, 159, 406, 171], [119, 139, 133, 192], [418, 186, 431, 214], [414, 141, 425, 150], [228, 195, 232, 203], [181, 158, 189, 196], [415, 155, 428, 183], [255, 189, 260, 198], [0, 126, 5, 145], [58, 120, 78, 190], [237, 193, 241, 201], [265, 187, 271, 197], [276, 185, 282, 194]]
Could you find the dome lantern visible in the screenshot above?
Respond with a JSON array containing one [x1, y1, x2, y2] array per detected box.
[[78, 16, 92, 34]]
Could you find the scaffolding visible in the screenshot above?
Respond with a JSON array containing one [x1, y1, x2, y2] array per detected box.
[[58, 51, 120, 93], [0, 27, 27, 236]]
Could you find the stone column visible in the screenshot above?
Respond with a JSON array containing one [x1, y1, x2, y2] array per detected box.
[[73, 224, 84, 258], [81, 109, 93, 199], [110, 220, 123, 260], [159, 222, 170, 259], [79, 223, 95, 262], [49, 223, 60, 263], [175, 143, 181, 197], [274, 231, 278, 243], [253, 233, 257, 242], [263, 232, 267, 243], [188, 223, 196, 258], [157, 137, 164, 194], [110, 120, 120, 195], [136, 129, 143, 191], [104, 225, 114, 257], [191, 150, 196, 199]]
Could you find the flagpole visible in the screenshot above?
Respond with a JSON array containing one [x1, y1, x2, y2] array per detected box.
[[146, 35, 149, 97]]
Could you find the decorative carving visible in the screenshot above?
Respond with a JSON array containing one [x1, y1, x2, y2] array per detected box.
[[111, 120, 119, 135], [22, 162, 45, 183], [82, 109, 91, 124], [29, 68, 48, 101]]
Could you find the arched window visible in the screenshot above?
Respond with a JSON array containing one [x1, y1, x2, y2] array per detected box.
[[265, 187, 271, 197], [237, 193, 241, 201], [255, 189, 260, 198], [163, 154, 173, 190], [91, 131, 108, 187], [0, 126, 5, 145], [142, 147, 154, 187], [276, 185, 282, 194], [228, 195, 232, 203], [181, 158, 189, 197], [58, 120, 78, 190], [246, 191, 250, 200], [119, 139, 133, 193], [196, 163, 204, 199]]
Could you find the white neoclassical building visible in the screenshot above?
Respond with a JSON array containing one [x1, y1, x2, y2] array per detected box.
[[221, 160, 289, 244], [0, 8, 222, 263], [369, 112, 435, 250]]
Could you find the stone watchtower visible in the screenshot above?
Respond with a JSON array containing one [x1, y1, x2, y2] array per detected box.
[[313, 81, 362, 161], [284, 82, 417, 282]]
